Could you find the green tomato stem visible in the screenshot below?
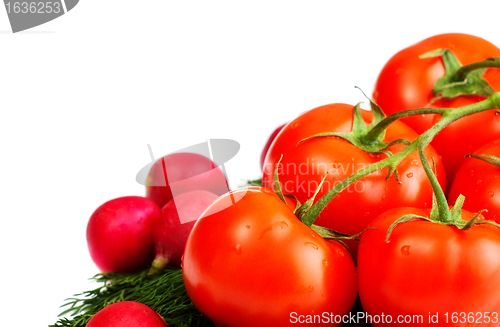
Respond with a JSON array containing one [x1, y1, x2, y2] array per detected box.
[[363, 108, 448, 144], [417, 145, 451, 223], [301, 92, 500, 227], [453, 58, 500, 83]]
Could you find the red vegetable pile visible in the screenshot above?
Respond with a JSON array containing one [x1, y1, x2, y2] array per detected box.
[[52, 33, 500, 327]]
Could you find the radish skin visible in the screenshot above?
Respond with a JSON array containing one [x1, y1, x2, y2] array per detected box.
[[149, 190, 218, 274], [87, 196, 160, 273], [146, 152, 227, 208], [86, 301, 167, 327]]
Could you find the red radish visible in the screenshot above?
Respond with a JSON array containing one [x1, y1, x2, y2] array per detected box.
[[146, 152, 228, 208], [260, 123, 286, 170], [87, 301, 167, 327], [87, 196, 160, 273], [149, 190, 218, 274]]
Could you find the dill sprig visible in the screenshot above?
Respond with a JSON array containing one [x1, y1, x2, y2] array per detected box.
[[244, 178, 262, 187], [50, 268, 214, 327]]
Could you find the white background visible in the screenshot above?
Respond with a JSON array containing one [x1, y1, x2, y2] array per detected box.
[[1, 1, 499, 326]]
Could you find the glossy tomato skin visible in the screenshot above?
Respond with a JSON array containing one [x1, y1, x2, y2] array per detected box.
[[183, 187, 357, 327], [373, 33, 500, 187], [358, 207, 500, 327], [262, 103, 445, 256], [449, 140, 500, 222]]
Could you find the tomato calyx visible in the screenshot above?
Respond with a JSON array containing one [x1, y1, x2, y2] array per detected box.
[[273, 154, 328, 221], [244, 178, 262, 187], [421, 48, 500, 103], [384, 206, 495, 243], [385, 148, 500, 242], [465, 153, 500, 167], [297, 89, 411, 158], [273, 155, 368, 250]]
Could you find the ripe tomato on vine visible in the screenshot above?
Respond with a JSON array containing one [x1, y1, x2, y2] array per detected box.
[[373, 33, 500, 188]]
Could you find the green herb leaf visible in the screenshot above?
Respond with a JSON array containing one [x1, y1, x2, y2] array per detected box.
[[50, 269, 214, 327]]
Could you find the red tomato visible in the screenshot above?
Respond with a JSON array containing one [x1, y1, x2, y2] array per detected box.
[[373, 33, 500, 188], [262, 103, 446, 256], [358, 207, 500, 327], [261, 123, 286, 170], [146, 152, 228, 208], [449, 139, 500, 222], [182, 187, 357, 327]]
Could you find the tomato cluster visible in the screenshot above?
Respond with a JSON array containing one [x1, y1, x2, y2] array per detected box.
[[66, 33, 500, 327]]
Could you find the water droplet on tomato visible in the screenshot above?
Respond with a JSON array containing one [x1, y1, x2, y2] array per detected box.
[[311, 234, 316, 238], [246, 225, 250, 229], [495, 140, 500, 144], [495, 175, 500, 179], [338, 251, 345, 257], [322, 260, 328, 267], [233, 244, 242, 255], [406, 172, 413, 178], [382, 195, 386, 200], [401, 245, 410, 256], [309, 285, 314, 291], [477, 179, 483, 184], [292, 122, 299, 129], [305, 242, 318, 250], [332, 162, 340, 169], [180, 262, 184, 268], [489, 191, 495, 197]]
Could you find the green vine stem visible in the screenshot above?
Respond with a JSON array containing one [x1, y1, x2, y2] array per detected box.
[[363, 108, 448, 142], [417, 145, 450, 223], [465, 153, 500, 167], [301, 92, 500, 227], [453, 57, 500, 83]]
